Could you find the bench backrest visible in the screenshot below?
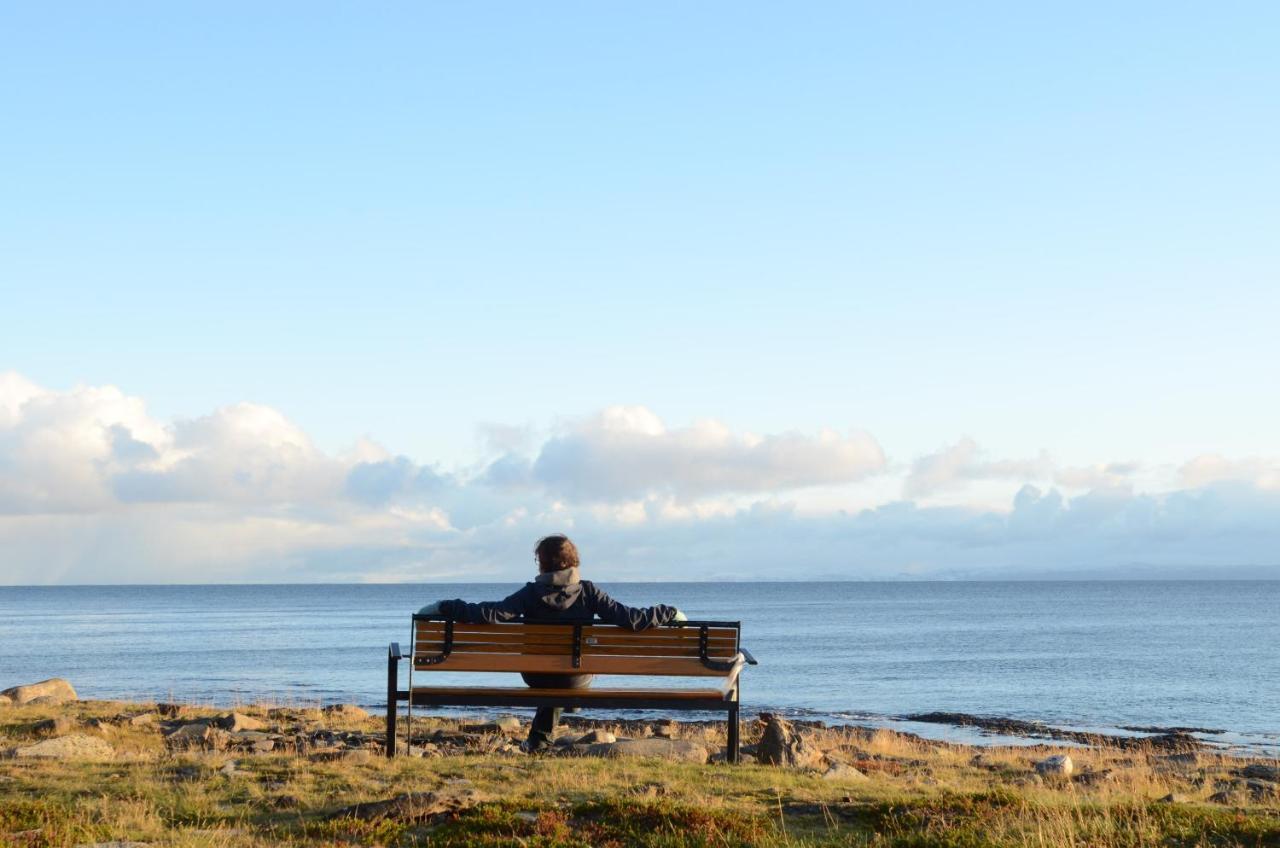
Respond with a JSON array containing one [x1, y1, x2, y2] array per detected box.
[[411, 616, 740, 677]]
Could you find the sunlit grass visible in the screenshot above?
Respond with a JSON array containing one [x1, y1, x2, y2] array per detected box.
[[2, 699, 1277, 847]]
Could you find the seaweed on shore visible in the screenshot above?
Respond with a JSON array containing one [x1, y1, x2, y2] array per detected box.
[[903, 711, 1211, 751]]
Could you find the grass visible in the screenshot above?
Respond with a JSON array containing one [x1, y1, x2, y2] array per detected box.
[[1, 700, 1278, 847]]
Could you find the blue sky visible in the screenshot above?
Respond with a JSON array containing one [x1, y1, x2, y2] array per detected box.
[[2, 3, 1278, 582]]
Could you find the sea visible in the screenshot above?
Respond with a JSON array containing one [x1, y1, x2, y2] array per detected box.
[[1, 581, 1276, 755]]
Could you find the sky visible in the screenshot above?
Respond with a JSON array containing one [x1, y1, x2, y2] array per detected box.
[[2, 3, 1278, 583]]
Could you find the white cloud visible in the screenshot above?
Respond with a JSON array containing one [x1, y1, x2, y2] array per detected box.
[[904, 437, 1052, 498], [904, 438, 1141, 498], [520, 405, 888, 502], [2, 372, 1278, 584], [1178, 454, 1280, 490]]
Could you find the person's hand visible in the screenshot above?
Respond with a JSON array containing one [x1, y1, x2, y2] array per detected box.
[[418, 600, 443, 615], [672, 609, 688, 622]]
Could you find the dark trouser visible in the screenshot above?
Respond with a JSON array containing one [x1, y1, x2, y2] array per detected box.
[[521, 672, 593, 749]]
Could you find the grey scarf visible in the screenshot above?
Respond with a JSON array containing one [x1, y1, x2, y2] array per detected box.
[[534, 567, 579, 587]]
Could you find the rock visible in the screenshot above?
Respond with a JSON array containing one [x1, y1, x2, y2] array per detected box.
[[1158, 793, 1190, 803], [1241, 763, 1280, 781], [214, 712, 265, 732], [1247, 779, 1279, 801], [577, 730, 616, 745], [653, 719, 679, 738], [155, 703, 190, 718], [326, 788, 482, 822], [463, 715, 522, 734], [34, 716, 77, 736], [219, 761, 240, 777], [822, 763, 869, 782], [0, 678, 77, 705], [127, 713, 156, 726], [165, 723, 231, 751], [756, 717, 823, 768], [1034, 755, 1074, 777], [9, 734, 114, 761], [1157, 752, 1200, 768], [584, 738, 708, 763], [72, 842, 151, 848], [0, 694, 12, 707], [1209, 790, 1238, 805], [430, 730, 486, 748], [322, 704, 370, 720], [1073, 769, 1116, 786]]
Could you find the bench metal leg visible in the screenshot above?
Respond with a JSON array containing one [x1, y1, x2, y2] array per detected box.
[[386, 648, 399, 758], [728, 686, 740, 764]]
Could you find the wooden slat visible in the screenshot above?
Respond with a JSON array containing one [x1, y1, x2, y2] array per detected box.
[[413, 641, 736, 658], [412, 653, 736, 677], [418, 631, 737, 647], [409, 685, 729, 700], [414, 622, 738, 642]]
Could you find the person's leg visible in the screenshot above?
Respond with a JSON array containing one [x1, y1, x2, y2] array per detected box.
[[521, 673, 593, 751]]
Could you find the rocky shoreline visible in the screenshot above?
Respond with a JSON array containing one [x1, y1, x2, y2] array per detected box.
[[5, 677, 1280, 846], [3, 677, 1256, 760], [901, 711, 1223, 751]]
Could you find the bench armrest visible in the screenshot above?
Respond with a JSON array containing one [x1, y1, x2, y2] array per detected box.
[[389, 642, 404, 661], [739, 648, 758, 665]]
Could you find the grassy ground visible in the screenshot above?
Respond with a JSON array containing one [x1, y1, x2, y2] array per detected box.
[[2, 700, 1279, 847]]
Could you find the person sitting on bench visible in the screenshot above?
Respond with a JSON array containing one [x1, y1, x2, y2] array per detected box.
[[418, 534, 686, 752]]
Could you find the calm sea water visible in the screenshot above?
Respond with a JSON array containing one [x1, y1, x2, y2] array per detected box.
[[1, 582, 1276, 754]]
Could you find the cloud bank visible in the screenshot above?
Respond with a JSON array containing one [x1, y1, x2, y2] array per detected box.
[[1, 371, 1277, 584]]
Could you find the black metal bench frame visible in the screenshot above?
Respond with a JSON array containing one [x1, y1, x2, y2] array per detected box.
[[385, 617, 757, 761]]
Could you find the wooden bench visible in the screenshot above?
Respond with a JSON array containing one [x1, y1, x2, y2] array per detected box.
[[386, 615, 757, 761]]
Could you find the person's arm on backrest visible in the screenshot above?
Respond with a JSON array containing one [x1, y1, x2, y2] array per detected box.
[[435, 589, 528, 624], [583, 581, 678, 631]]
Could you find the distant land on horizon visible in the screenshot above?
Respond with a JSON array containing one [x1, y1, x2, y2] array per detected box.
[[7, 566, 1280, 589]]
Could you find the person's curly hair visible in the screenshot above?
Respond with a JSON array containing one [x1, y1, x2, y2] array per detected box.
[[534, 534, 579, 573]]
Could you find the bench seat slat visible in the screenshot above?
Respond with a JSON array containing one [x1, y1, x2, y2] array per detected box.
[[413, 641, 736, 659], [408, 685, 730, 701], [415, 623, 739, 643], [412, 653, 734, 676], [413, 633, 738, 650]]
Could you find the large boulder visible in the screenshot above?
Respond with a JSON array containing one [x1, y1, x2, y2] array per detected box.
[[8, 734, 114, 761], [213, 712, 265, 732], [756, 716, 824, 768], [822, 762, 869, 781], [1, 678, 77, 705], [463, 715, 521, 734], [1241, 764, 1280, 782], [1035, 755, 1074, 777], [584, 738, 708, 763]]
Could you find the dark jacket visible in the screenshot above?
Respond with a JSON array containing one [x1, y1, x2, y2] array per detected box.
[[439, 568, 676, 631]]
